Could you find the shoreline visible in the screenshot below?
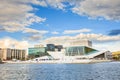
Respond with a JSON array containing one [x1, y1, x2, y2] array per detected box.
[[2, 60, 112, 64]]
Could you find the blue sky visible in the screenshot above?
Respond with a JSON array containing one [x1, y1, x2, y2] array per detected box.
[[0, 0, 120, 51]]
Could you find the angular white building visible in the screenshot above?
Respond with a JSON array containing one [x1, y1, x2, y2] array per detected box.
[[29, 40, 112, 63], [46, 40, 112, 62]]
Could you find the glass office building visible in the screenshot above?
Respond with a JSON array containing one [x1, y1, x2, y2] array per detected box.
[[46, 44, 55, 51], [28, 47, 48, 58], [65, 46, 97, 56]]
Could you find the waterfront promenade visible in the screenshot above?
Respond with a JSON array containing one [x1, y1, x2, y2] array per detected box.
[[3, 59, 111, 64]]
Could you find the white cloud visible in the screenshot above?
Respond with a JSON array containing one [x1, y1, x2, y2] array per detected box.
[[0, 37, 28, 49], [27, 34, 43, 41], [93, 41, 120, 52], [46, 0, 66, 10], [51, 31, 59, 34], [44, 36, 72, 45], [30, 0, 47, 6], [23, 28, 48, 34], [34, 0, 120, 21], [23, 28, 40, 34], [72, 0, 120, 20], [0, 0, 46, 32], [63, 28, 91, 34], [97, 35, 120, 41], [22, 28, 48, 41], [2, 0, 119, 33], [44, 0, 120, 21]]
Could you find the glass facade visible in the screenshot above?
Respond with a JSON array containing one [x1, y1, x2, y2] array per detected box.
[[47, 44, 55, 51], [28, 47, 48, 58], [84, 47, 97, 54], [65, 46, 97, 56], [55, 45, 63, 51]]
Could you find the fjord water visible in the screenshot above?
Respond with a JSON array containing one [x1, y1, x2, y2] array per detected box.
[[0, 62, 120, 80]]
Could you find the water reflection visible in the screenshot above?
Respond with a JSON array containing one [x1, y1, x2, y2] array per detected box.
[[0, 62, 120, 80]]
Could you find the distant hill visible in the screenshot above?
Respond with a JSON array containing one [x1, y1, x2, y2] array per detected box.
[[112, 51, 120, 55], [112, 51, 120, 60]]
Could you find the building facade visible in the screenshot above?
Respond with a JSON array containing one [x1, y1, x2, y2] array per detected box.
[[28, 47, 48, 58], [28, 40, 112, 61], [65, 46, 97, 56], [46, 44, 55, 51], [0, 48, 26, 61], [46, 40, 112, 60], [0, 48, 3, 60]]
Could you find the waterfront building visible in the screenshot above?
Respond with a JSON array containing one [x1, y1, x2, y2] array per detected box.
[[0, 48, 3, 60], [65, 46, 97, 56], [28, 47, 48, 59], [28, 40, 112, 62], [46, 40, 112, 60], [28, 44, 63, 59], [0, 48, 26, 61], [65, 46, 112, 60]]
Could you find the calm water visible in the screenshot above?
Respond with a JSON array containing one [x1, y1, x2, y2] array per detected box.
[[0, 62, 120, 80]]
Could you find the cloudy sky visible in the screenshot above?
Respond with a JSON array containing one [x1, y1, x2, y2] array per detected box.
[[0, 0, 120, 51]]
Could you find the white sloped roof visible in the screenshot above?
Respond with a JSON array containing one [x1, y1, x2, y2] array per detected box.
[[87, 50, 108, 58]]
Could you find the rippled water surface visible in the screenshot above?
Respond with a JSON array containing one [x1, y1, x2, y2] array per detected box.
[[0, 62, 120, 80]]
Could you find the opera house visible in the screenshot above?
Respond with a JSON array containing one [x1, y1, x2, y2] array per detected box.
[[28, 40, 112, 63]]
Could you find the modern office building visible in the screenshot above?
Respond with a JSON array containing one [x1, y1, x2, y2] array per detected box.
[[0, 48, 26, 61], [28, 47, 48, 59], [28, 44, 63, 59]]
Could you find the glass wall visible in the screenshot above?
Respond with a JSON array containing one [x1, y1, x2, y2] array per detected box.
[[47, 44, 55, 51], [28, 47, 48, 58], [84, 47, 97, 54], [65, 46, 84, 56], [65, 46, 97, 56]]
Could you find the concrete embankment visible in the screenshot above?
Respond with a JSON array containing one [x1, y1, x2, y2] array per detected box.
[[3, 60, 112, 64], [89, 60, 112, 63]]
